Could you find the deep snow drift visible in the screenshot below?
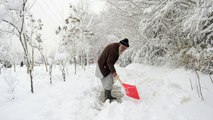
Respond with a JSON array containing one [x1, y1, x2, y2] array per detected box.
[[0, 64, 213, 120]]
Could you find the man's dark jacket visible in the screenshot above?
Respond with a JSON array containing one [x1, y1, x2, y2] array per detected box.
[[98, 43, 120, 77]]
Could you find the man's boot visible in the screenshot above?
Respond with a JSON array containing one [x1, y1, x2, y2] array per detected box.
[[104, 90, 117, 103]]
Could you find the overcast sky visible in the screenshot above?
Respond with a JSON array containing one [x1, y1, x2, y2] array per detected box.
[[29, 0, 105, 55]]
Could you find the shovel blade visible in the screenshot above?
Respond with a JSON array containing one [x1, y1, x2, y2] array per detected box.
[[122, 83, 140, 100]]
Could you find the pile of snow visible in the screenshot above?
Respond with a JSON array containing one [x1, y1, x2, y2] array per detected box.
[[0, 64, 213, 120]]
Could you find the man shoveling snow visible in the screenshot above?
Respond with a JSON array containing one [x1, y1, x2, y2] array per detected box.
[[95, 38, 129, 103]]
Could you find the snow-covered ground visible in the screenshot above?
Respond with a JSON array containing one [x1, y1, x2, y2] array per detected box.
[[0, 64, 213, 120]]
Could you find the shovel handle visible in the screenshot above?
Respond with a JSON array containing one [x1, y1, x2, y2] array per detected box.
[[115, 76, 123, 84], [115, 76, 126, 92]]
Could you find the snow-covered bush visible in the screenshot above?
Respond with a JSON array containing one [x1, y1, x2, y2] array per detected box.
[[4, 73, 19, 99], [103, 0, 212, 73], [54, 52, 69, 82]]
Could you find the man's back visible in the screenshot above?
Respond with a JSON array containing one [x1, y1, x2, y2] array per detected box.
[[98, 43, 120, 77]]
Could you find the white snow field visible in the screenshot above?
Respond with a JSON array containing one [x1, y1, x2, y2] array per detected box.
[[0, 63, 213, 120]]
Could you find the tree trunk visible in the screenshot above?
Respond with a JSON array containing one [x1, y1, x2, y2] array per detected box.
[[13, 63, 16, 72], [62, 69, 66, 82], [62, 66, 66, 82], [81, 54, 83, 69], [32, 48, 34, 70], [195, 71, 204, 100], [49, 64, 53, 84], [74, 57, 77, 74], [83, 55, 86, 71], [86, 54, 89, 67], [189, 79, 193, 90], [209, 74, 213, 85], [38, 49, 48, 72], [29, 69, 34, 93]]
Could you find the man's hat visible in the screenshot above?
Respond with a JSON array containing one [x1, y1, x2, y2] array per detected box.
[[119, 38, 129, 47]]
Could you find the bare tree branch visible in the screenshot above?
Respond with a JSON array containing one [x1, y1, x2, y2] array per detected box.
[[107, 0, 129, 14], [27, 0, 37, 11], [129, 0, 139, 7], [107, 0, 147, 17], [110, 10, 132, 17], [2, 20, 21, 34], [187, 0, 196, 5], [209, 74, 213, 84], [128, 0, 151, 9], [20, 0, 26, 33], [0, 29, 19, 37]]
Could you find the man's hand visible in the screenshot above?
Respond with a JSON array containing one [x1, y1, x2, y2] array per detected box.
[[112, 72, 118, 78]]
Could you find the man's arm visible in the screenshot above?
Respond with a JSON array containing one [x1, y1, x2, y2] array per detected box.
[[106, 50, 118, 77]]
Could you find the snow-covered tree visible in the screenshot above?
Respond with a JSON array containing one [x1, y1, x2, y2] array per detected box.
[[25, 16, 48, 72], [103, 0, 212, 73], [92, 0, 142, 64], [0, 0, 38, 93], [54, 50, 69, 82], [56, 2, 94, 73], [183, 0, 213, 73], [0, 35, 23, 72]]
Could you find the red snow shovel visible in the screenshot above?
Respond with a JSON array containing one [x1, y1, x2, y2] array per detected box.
[[116, 77, 140, 100]]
